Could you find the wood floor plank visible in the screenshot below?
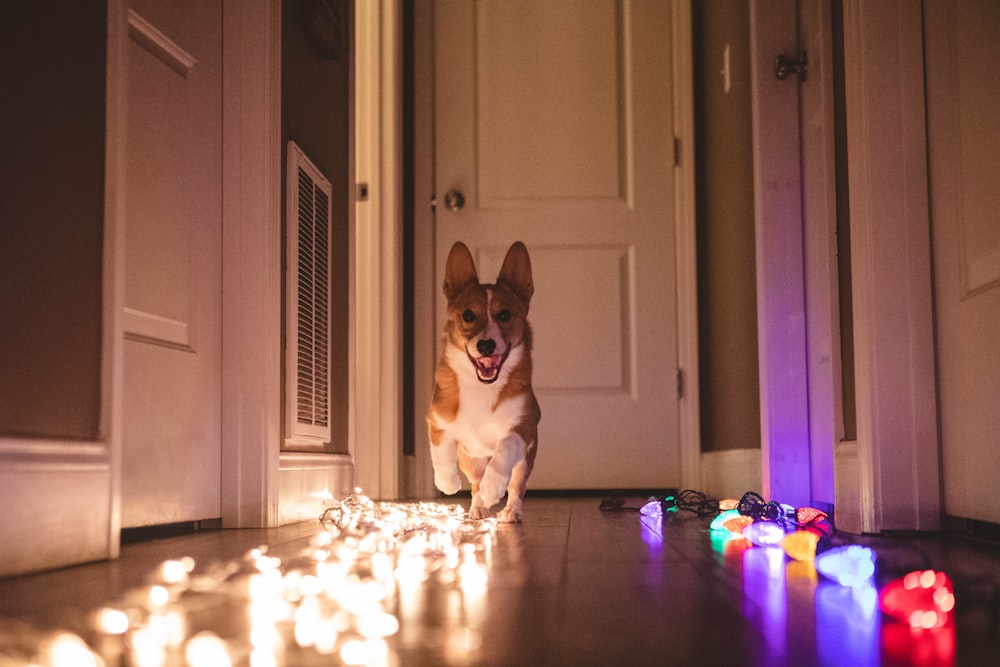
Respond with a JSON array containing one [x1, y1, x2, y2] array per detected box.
[[2, 494, 1000, 665]]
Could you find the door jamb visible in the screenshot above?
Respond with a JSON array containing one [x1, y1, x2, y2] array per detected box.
[[839, 0, 940, 533], [220, 0, 283, 527], [672, 1, 701, 493], [352, 0, 403, 500], [409, 2, 702, 497]]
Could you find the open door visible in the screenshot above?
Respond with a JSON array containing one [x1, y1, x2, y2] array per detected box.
[[121, 0, 224, 528], [0, 0, 127, 578]]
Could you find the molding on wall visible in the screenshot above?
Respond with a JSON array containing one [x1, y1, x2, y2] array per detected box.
[[0, 458, 114, 577], [278, 453, 354, 524], [123, 308, 193, 350], [128, 8, 197, 77]]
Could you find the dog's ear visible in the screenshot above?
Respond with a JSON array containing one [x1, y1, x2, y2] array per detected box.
[[443, 242, 479, 302], [497, 241, 534, 306]]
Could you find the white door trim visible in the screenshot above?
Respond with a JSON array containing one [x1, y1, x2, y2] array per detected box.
[[408, 0, 437, 500], [749, 0, 813, 508], [105, 0, 128, 547], [671, 0, 702, 494], [410, 1, 700, 496], [220, 0, 283, 527], [840, 0, 940, 533], [353, 0, 403, 500]]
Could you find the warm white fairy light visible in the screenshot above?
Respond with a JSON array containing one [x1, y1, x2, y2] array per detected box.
[[159, 559, 189, 585], [131, 626, 166, 667], [6, 490, 495, 666], [96, 607, 129, 635], [148, 584, 169, 608], [250, 647, 278, 667], [42, 632, 100, 667], [358, 611, 400, 639], [185, 632, 231, 667]]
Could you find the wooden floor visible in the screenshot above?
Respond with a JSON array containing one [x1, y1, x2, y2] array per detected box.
[[2, 495, 999, 666]]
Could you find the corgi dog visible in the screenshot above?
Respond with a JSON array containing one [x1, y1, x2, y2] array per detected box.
[[427, 241, 540, 522]]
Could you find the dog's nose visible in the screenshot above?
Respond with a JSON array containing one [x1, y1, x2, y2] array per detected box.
[[477, 339, 496, 356]]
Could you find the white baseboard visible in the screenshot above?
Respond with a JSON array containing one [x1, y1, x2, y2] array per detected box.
[[699, 449, 762, 500], [0, 456, 113, 578], [278, 453, 353, 525]]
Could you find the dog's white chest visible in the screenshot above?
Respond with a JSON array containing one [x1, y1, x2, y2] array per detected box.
[[438, 362, 528, 458], [452, 386, 526, 457]]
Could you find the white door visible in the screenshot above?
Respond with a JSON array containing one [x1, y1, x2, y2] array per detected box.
[[925, 0, 1000, 523], [434, 0, 679, 489], [122, 0, 223, 527]]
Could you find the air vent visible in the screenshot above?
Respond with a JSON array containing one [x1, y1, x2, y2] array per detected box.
[[285, 142, 332, 447]]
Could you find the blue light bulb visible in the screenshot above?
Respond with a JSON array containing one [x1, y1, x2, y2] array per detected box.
[[815, 545, 876, 587], [742, 521, 786, 547]]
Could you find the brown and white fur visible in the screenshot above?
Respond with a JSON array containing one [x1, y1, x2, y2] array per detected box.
[[427, 241, 540, 522]]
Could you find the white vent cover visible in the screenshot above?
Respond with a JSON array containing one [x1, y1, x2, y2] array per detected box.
[[285, 142, 332, 447]]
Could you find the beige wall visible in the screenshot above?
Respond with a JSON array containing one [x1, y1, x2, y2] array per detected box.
[[693, 1, 760, 453], [0, 3, 106, 440]]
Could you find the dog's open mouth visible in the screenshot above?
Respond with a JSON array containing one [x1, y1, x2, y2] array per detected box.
[[472, 354, 505, 384]]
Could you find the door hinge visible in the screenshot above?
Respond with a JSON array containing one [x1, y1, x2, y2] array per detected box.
[[673, 137, 680, 167], [677, 369, 684, 398], [774, 51, 808, 82]]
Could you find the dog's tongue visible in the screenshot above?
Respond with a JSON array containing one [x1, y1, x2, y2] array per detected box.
[[475, 354, 503, 382]]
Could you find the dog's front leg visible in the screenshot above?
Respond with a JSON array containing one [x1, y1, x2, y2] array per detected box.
[[477, 434, 526, 511], [429, 430, 463, 495]]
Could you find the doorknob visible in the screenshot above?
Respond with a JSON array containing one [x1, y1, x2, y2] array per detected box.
[[774, 51, 807, 82], [443, 189, 465, 212]]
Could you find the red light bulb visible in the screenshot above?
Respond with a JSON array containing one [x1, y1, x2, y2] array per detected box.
[[880, 569, 955, 630]]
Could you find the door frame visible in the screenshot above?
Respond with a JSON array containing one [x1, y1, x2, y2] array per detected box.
[[749, 0, 814, 509], [122, 0, 362, 529], [836, 0, 940, 533], [406, 0, 702, 498], [404, 0, 943, 527], [351, 0, 404, 500], [219, 0, 283, 526], [750, 0, 941, 531], [221, 0, 361, 519]]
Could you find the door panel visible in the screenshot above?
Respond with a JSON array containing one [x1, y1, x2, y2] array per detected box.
[[474, 1, 625, 206], [123, 0, 223, 527], [925, 0, 1000, 522], [434, 0, 679, 489]]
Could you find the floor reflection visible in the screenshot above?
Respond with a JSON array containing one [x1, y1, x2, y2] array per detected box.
[[742, 546, 789, 662], [0, 495, 988, 667], [815, 582, 880, 666], [710, 521, 959, 667]]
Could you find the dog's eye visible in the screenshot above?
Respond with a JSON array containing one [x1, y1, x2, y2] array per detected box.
[[462, 309, 476, 323], [497, 309, 511, 323]]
